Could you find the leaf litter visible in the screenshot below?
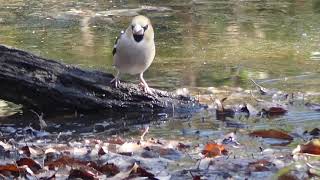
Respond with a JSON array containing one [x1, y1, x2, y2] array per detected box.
[[0, 79, 319, 179]]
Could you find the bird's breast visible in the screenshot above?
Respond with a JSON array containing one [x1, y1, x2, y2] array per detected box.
[[114, 36, 155, 75]]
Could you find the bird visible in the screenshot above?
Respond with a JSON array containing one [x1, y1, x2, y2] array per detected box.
[[110, 15, 155, 94]]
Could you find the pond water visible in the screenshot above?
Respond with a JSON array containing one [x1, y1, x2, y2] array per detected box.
[[0, 0, 319, 89], [0, 0, 319, 143], [1, 1, 320, 178]]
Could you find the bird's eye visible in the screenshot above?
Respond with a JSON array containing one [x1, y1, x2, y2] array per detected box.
[[143, 25, 148, 31]]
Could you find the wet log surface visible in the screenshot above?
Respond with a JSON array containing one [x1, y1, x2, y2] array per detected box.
[[0, 45, 203, 115]]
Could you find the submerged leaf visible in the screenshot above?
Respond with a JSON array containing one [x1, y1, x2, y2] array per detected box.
[[177, 143, 191, 150], [249, 129, 293, 141], [201, 143, 228, 158], [268, 107, 288, 115], [309, 128, 320, 136], [305, 103, 320, 111], [248, 159, 272, 172]]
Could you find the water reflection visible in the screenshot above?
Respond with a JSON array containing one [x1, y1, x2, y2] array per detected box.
[[0, 0, 319, 91], [0, 1, 319, 118]]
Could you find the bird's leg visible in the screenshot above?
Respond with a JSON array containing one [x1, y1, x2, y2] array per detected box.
[[139, 72, 153, 94], [110, 71, 121, 88]]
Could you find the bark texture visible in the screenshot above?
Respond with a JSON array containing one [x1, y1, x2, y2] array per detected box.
[[0, 45, 202, 114]]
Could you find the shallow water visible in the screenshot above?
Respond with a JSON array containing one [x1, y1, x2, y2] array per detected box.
[[0, 1, 319, 135], [0, 2, 320, 179]]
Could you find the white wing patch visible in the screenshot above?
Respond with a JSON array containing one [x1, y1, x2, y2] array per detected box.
[[112, 30, 125, 56]]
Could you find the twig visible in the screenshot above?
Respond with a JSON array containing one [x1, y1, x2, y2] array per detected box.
[[250, 90, 264, 102], [30, 110, 47, 130], [250, 78, 268, 95], [140, 126, 149, 142]]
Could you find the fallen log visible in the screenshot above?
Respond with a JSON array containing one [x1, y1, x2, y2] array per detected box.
[[0, 45, 202, 115]]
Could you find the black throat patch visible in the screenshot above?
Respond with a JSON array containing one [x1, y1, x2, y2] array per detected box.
[[133, 34, 144, 42]]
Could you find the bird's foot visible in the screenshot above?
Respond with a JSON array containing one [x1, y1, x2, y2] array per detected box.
[[110, 77, 120, 88], [139, 82, 153, 94]]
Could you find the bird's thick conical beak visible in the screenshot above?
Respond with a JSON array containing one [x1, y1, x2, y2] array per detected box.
[[132, 25, 144, 35]]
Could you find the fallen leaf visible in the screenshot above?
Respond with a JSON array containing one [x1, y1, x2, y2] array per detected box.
[[129, 163, 156, 179], [0, 141, 12, 151], [201, 143, 228, 158], [305, 103, 320, 111], [0, 164, 20, 172], [20, 146, 31, 157], [68, 169, 97, 180], [99, 163, 119, 176], [221, 132, 240, 145], [309, 128, 320, 136], [259, 102, 288, 116], [193, 175, 201, 180], [45, 156, 87, 169], [177, 143, 190, 150], [278, 173, 299, 180], [107, 137, 125, 145], [293, 139, 320, 155], [308, 167, 320, 178], [214, 98, 235, 120], [266, 107, 288, 115], [248, 159, 271, 172], [98, 147, 107, 157], [240, 103, 259, 116], [19, 145, 41, 157], [16, 158, 42, 173], [249, 129, 293, 141], [118, 142, 142, 155]]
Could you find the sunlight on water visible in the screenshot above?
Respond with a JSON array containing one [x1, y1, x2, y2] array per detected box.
[[0, 0, 319, 137], [0, 0, 319, 90]]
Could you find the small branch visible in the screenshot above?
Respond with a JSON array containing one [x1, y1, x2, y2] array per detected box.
[[250, 90, 264, 102], [140, 126, 149, 142], [250, 78, 269, 95]]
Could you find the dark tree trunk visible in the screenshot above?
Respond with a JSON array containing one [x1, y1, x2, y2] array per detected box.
[[0, 45, 202, 115]]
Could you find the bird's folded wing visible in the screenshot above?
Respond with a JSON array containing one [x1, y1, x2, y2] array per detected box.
[[112, 30, 125, 56]]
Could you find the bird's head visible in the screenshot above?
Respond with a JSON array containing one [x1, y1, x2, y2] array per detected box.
[[130, 15, 154, 43]]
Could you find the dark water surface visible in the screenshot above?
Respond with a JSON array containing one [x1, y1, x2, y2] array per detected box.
[[0, 1, 319, 137]]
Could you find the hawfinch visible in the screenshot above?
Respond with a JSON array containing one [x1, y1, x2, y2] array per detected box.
[[111, 15, 155, 94]]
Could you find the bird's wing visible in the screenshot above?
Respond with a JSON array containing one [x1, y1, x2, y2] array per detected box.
[[112, 30, 125, 56]]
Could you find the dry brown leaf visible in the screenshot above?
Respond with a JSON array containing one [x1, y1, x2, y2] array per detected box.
[[0, 164, 20, 172], [177, 143, 190, 150], [98, 147, 107, 157], [128, 162, 155, 179], [201, 143, 228, 158], [45, 156, 93, 170], [20, 146, 31, 157], [68, 169, 98, 180], [99, 163, 120, 176], [107, 137, 125, 145], [248, 159, 271, 172], [266, 107, 288, 115], [249, 129, 293, 141], [293, 139, 320, 155], [16, 158, 42, 174]]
